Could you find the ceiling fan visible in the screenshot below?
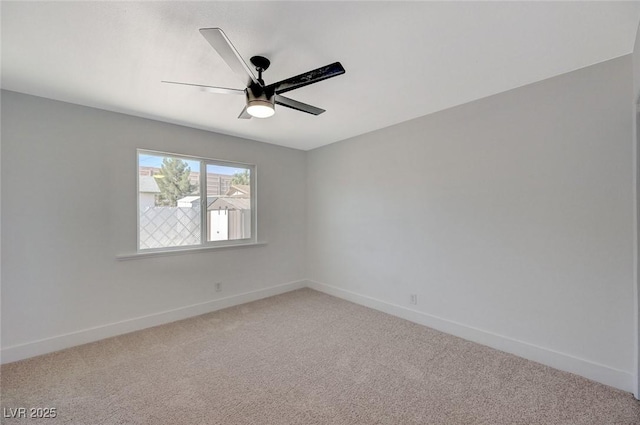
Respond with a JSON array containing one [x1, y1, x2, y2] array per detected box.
[[163, 28, 346, 119]]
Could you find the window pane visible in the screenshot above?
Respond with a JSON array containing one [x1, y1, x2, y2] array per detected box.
[[206, 164, 251, 241], [138, 153, 201, 249]]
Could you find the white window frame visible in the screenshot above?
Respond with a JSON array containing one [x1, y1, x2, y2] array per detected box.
[[136, 149, 257, 253]]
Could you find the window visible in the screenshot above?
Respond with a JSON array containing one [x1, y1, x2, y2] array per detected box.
[[137, 150, 255, 251]]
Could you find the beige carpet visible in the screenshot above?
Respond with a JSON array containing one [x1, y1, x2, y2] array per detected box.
[[1, 288, 638, 424]]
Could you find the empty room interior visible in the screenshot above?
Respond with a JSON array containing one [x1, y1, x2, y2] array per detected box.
[[2, 1, 640, 424]]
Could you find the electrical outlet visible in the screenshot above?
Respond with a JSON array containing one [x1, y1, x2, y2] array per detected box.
[[410, 294, 418, 305], [215, 282, 222, 292]]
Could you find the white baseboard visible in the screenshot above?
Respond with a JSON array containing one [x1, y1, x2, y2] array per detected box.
[[3, 278, 634, 394], [306, 280, 635, 393], [0, 280, 305, 364]]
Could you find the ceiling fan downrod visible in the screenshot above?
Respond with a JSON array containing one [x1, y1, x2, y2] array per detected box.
[[250, 55, 271, 86]]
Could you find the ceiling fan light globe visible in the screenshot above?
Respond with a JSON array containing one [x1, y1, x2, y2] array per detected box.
[[247, 100, 275, 118]]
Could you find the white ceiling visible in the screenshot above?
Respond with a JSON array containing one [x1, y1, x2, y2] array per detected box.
[[2, 1, 640, 151]]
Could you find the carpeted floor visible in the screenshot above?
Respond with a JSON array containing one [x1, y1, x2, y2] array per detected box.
[[1, 288, 639, 424]]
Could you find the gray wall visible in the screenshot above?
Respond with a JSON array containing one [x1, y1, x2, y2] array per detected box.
[[1, 91, 306, 351], [307, 56, 635, 389], [633, 21, 640, 398]]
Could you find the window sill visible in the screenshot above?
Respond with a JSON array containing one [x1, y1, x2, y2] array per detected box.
[[116, 241, 267, 261]]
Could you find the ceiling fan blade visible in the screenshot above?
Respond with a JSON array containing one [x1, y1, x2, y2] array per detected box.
[[199, 28, 258, 87], [238, 106, 252, 119], [265, 62, 345, 95], [162, 81, 245, 95], [275, 95, 325, 115]]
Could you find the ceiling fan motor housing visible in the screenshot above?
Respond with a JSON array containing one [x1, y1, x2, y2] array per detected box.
[[246, 86, 275, 118]]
